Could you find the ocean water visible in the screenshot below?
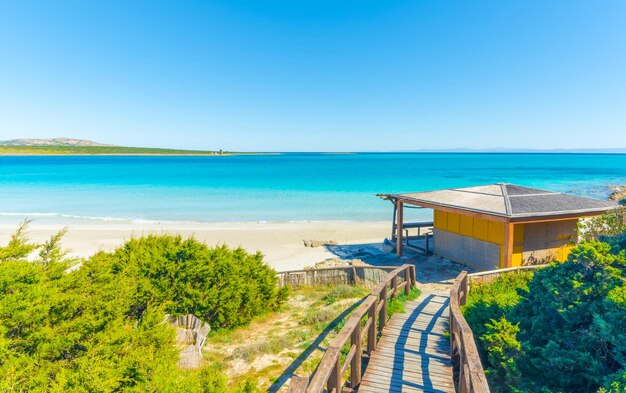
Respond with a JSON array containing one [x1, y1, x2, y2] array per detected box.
[[0, 153, 624, 224]]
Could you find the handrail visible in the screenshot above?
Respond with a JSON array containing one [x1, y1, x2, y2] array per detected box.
[[287, 264, 416, 393], [450, 271, 490, 393], [468, 264, 548, 285], [450, 265, 547, 392]]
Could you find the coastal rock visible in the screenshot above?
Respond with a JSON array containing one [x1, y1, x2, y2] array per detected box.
[[609, 185, 626, 204], [303, 239, 339, 248]]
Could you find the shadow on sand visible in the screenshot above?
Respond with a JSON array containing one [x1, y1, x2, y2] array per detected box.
[[323, 241, 471, 291]]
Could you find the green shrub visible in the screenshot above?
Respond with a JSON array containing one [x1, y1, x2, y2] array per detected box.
[[462, 271, 532, 341], [599, 371, 626, 393], [91, 235, 288, 329], [0, 224, 286, 391], [481, 317, 522, 389], [464, 239, 626, 393]]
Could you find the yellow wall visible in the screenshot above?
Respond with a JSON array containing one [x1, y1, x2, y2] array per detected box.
[[433, 210, 577, 268], [434, 210, 505, 265], [511, 224, 524, 267]]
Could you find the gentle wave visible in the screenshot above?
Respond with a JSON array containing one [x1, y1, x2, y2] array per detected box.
[[0, 212, 132, 222], [0, 212, 361, 225]]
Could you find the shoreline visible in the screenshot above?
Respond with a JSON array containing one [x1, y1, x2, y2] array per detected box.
[[0, 220, 391, 271]]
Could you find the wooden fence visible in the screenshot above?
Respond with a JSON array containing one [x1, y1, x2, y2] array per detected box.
[[277, 265, 398, 288], [287, 264, 416, 393], [449, 265, 547, 393]]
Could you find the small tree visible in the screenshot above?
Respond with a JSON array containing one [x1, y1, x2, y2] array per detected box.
[[577, 206, 626, 242]]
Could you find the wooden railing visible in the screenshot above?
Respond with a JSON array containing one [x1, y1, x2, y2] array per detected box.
[[450, 265, 547, 393], [449, 271, 490, 393], [287, 264, 416, 393], [276, 266, 398, 288], [468, 264, 548, 285]]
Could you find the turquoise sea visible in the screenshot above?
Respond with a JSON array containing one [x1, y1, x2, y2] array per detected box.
[[0, 153, 624, 224]]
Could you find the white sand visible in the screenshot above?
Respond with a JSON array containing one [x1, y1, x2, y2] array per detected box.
[[0, 221, 391, 271]]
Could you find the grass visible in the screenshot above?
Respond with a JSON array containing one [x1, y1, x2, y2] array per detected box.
[[0, 145, 274, 155], [201, 285, 368, 391], [322, 284, 368, 305], [387, 286, 422, 318], [200, 283, 422, 391]]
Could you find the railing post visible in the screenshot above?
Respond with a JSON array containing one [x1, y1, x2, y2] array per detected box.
[[460, 274, 468, 306], [350, 322, 362, 388], [380, 283, 388, 332], [286, 376, 308, 393], [411, 265, 417, 286], [367, 299, 377, 353], [327, 353, 341, 393], [391, 275, 398, 299], [404, 266, 412, 296]]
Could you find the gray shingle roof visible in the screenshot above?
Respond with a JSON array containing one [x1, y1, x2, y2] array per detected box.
[[394, 184, 617, 218]]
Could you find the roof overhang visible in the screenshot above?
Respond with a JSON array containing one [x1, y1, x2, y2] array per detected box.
[[378, 183, 619, 223]]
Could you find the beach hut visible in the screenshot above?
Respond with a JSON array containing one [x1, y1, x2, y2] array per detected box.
[[381, 184, 617, 270]]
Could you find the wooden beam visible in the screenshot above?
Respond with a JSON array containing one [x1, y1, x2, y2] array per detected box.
[[509, 212, 603, 224], [502, 222, 514, 268], [400, 199, 509, 223], [396, 201, 404, 257]]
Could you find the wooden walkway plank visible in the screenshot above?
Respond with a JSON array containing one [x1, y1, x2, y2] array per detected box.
[[358, 293, 454, 393]]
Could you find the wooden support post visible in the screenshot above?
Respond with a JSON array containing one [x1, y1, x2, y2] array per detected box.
[[286, 376, 308, 393], [367, 300, 377, 353], [391, 275, 398, 299], [411, 265, 416, 286], [380, 285, 388, 332], [503, 222, 514, 268], [350, 324, 362, 388], [391, 200, 397, 240], [327, 352, 341, 393], [404, 267, 411, 296], [396, 201, 404, 257]]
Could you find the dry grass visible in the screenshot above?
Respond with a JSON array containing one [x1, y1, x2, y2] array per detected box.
[[202, 285, 368, 392]]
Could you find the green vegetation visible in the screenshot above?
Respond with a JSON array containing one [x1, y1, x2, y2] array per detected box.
[[203, 284, 369, 390], [0, 145, 224, 155], [0, 223, 286, 392], [463, 236, 626, 393], [578, 206, 626, 242], [0, 221, 422, 391], [322, 284, 368, 305], [387, 286, 422, 317]]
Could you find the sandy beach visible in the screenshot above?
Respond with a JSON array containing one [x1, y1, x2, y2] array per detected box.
[[0, 221, 391, 271]]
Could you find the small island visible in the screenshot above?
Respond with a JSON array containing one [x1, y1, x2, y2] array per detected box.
[[0, 137, 235, 156]]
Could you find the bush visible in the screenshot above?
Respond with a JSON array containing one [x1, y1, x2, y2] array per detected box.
[[464, 239, 626, 393], [92, 235, 288, 328], [0, 223, 285, 391]]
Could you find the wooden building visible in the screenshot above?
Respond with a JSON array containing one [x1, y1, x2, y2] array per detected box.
[[382, 184, 616, 270]]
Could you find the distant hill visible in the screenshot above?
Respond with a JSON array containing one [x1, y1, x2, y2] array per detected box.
[[0, 137, 230, 155], [0, 137, 115, 147]]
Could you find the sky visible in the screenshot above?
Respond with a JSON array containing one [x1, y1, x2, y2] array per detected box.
[[0, 1, 625, 152]]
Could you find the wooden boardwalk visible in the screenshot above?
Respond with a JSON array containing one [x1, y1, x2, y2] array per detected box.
[[358, 293, 455, 393]]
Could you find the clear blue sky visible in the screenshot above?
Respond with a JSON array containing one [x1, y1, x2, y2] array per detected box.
[[1, 1, 625, 151]]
